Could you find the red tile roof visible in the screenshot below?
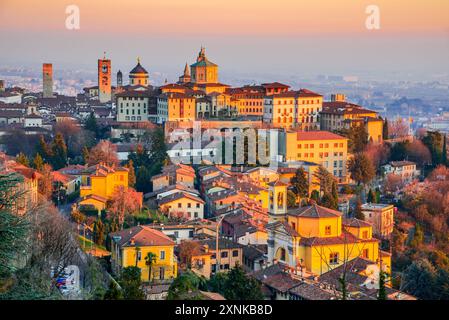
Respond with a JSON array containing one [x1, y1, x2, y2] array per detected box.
[[295, 131, 347, 141]]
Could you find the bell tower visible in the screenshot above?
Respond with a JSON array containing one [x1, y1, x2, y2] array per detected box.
[[98, 52, 111, 103], [268, 180, 287, 223]]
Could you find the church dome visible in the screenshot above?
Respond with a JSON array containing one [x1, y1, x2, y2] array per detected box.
[[129, 58, 148, 75]]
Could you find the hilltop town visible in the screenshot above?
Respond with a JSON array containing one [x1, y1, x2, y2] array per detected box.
[[1, 47, 448, 301]]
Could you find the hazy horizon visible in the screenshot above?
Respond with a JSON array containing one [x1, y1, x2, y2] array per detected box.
[[1, 0, 449, 82]]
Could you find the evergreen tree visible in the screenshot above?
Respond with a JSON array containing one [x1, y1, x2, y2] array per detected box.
[[422, 131, 444, 165], [382, 118, 389, 140], [135, 166, 151, 193], [310, 190, 320, 203], [36, 135, 52, 162], [0, 173, 29, 276], [103, 281, 123, 300], [118, 266, 144, 300], [320, 192, 338, 210], [50, 133, 67, 170], [443, 134, 447, 165], [16, 152, 29, 167], [287, 190, 297, 208], [331, 180, 338, 204], [125, 160, 136, 188], [82, 146, 90, 165], [291, 167, 309, 199], [410, 223, 424, 248], [347, 153, 375, 186], [313, 165, 334, 194], [85, 112, 99, 138], [93, 219, 105, 246], [32, 153, 44, 172], [222, 265, 263, 300], [378, 271, 387, 300], [367, 189, 376, 203], [354, 198, 365, 220]]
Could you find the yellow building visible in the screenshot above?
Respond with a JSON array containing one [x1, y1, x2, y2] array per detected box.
[[361, 203, 395, 239], [110, 225, 177, 282], [263, 89, 323, 130], [79, 164, 129, 211], [283, 131, 348, 183], [321, 101, 383, 144], [158, 191, 205, 220], [266, 182, 390, 276], [190, 47, 218, 84], [158, 92, 196, 122]]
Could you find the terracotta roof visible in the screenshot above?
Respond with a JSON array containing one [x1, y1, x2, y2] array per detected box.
[[261, 82, 290, 89], [289, 282, 335, 300], [110, 225, 175, 247], [296, 131, 347, 141], [267, 180, 287, 187], [80, 194, 108, 204], [158, 191, 205, 206], [389, 161, 416, 167], [343, 218, 372, 228], [322, 102, 377, 115], [288, 204, 342, 218]]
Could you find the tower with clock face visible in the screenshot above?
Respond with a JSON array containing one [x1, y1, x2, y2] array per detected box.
[[98, 56, 111, 103]]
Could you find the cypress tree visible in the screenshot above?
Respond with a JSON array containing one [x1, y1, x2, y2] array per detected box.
[[51, 133, 68, 170], [32, 153, 44, 172], [16, 152, 29, 167]]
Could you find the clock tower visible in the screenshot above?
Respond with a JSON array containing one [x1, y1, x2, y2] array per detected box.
[[98, 53, 111, 103]]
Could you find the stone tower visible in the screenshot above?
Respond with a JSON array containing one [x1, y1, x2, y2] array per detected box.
[[178, 63, 191, 83], [98, 54, 111, 103], [117, 70, 123, 87], [267, 180, 287, 223], [42, 63, 53, 98]]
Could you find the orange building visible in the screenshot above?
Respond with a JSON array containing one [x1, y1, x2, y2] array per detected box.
[[263, 89, 323, 130]]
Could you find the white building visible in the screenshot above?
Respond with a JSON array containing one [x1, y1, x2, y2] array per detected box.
[[24, 114, 43, 127], [0, 92, 22, 104], [383, 161, 420, 183], [361, 203, 395, 239], [116, 88, 153, 122]]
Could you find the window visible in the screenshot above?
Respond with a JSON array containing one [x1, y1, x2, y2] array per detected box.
[[221, 251, 228, 258], [137, 251, 141, 261], [329, 252, 339, 265], [362, 249, 369, 259], [174, 231, 179, 238], [362, 230, 368, 239], [187, 203, 191, 208], [159, 267, 165, 280], [325, 225, 331, 235], [291, 222, 296, 230], [196, 203, 200, 208], [178, 203, 182, 208], [160, 250, 165, 260], [232, 250, 239, 257]]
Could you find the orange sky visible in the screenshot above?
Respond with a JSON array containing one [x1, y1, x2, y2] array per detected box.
[[1, 0, 449, 36]]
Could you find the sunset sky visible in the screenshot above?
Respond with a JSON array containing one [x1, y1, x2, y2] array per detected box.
[[1, 0, 448, 80]]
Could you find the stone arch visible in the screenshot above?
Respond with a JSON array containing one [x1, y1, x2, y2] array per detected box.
[[275, 247, 288, 262]]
